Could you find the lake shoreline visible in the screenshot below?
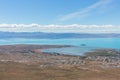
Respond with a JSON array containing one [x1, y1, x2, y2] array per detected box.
[[0, 44, 119, 67]]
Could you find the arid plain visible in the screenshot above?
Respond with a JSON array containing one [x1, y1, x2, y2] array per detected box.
[[0, 45, 120, 80]]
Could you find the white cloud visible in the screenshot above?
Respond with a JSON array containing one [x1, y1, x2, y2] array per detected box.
[[0, 24, 120, 33], [60, 0, 113, 21]]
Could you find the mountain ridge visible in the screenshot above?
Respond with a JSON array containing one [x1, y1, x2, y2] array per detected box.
[[0, 32, 120, 39]]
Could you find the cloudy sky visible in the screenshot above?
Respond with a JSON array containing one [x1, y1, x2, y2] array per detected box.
[[0, 0, 119, 33]]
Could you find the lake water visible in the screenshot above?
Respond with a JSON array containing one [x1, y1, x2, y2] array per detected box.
[[0, 38, 120, 49], [0, 38, 120, 55], [42, 47, 95, 56]]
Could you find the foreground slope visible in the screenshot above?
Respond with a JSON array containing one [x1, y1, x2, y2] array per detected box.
[[0, 45, 120, 80]]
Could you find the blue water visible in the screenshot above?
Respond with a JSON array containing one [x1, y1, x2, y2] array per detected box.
[[0, 38, 120, 49], [0, 38, 120, 55], [42, 47, 95, 56]]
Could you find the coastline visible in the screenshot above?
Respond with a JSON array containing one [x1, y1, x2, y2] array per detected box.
[[0, 44, 120, 66]]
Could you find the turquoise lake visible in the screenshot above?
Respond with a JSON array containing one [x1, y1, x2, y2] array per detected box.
[[0, 38, 120, 55], [0, 38, 120, 49]]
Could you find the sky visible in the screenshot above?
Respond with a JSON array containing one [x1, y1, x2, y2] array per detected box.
[[0, 0, 120, 33]]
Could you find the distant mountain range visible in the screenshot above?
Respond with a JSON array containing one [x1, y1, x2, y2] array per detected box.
[[0, 32, 120, 39]]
